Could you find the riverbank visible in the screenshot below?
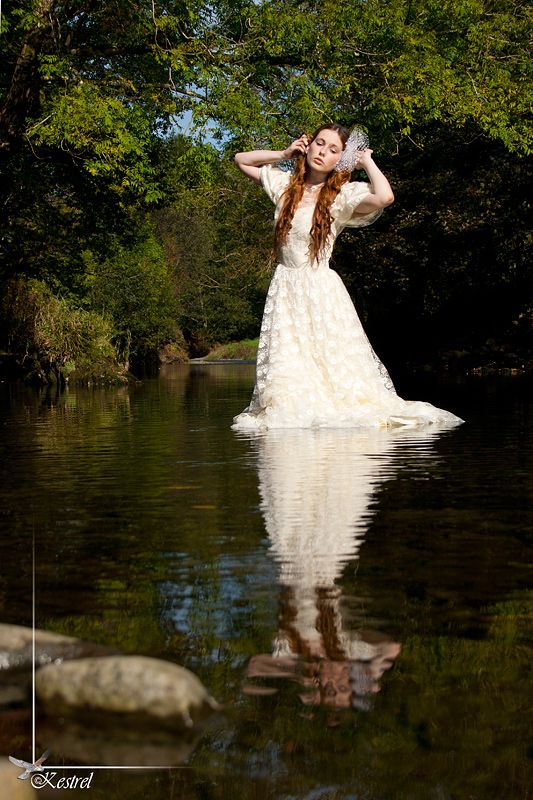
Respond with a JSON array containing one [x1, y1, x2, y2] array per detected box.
[[1, 331, 531, 385], [196, 336, 532, 375]]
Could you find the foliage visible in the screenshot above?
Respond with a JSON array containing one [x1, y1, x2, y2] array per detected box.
[[0, 0, 531, 373], [205, 0, 532, 155], [0, 146, 138, 294], [2, 278, 124, 383], [0, 0, 202, 197], [155, 134, 224, 197], [203, 338, 259, 361], [87, 230, 180, 362], [152, 130, 532, 368], [333, 129, 533, 370], [1, 0, 530, 196], [152, 158, 272, 355]]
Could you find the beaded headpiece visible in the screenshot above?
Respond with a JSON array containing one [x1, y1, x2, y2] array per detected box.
[[334, 127, 369, 172]]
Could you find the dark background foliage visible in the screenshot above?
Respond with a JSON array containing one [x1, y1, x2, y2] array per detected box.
[[0, 0, 531, 380]]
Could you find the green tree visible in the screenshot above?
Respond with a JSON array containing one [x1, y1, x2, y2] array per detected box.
[[333, 127, 533, 371], [88, 229, 181, 363], [152, 183, 269, 354], [2, 0, 530, 193], [1, 0, 531, 372], [203, 0, 532, 155]]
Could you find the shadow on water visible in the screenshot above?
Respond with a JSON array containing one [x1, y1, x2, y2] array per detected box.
[[0, 365, 531, 798]]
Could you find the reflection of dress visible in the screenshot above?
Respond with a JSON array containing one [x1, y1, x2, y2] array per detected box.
[[245, 428, 433, 706], [233, 165, 463, 430], [254, 428, 438, 660]]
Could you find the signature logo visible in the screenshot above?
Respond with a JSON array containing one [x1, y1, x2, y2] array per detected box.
[[8, 751, 49, 780], [9, 754, 94, 789], [30, 771, 94, 790]]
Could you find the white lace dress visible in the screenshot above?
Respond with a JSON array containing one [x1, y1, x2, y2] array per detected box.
[[233, 165, 463, 430]]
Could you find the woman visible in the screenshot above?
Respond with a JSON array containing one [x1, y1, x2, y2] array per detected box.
[[232, 124, 463, 429]]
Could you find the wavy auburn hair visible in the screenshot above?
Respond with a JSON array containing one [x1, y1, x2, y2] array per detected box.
[[274, 123, 351, 264]]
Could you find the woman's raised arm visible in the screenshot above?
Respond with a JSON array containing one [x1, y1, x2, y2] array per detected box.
[[351, 149, 394, 213], [234, 136, 309, 184]]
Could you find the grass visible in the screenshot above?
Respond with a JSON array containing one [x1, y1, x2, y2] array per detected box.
[[202, 338, 259, 361]]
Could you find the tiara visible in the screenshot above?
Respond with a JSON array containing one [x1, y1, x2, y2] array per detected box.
[[334, 127, 369, 172]]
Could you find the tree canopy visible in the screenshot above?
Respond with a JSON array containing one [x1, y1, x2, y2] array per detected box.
[[1, 0, 531, 378], [2, 0, 531, 184]]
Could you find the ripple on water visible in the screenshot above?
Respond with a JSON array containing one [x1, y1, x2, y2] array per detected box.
[[0, 369, 530, 799]]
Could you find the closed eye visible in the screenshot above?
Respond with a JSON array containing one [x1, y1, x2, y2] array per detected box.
[[315, 138, 339, 153]]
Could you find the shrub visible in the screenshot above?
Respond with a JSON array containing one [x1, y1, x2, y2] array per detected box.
[[87, 232, 182, 363], [2, 279, 125, 384]]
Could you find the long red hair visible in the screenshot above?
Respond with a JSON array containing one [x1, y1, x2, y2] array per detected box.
[[274, 124, 351, 264]]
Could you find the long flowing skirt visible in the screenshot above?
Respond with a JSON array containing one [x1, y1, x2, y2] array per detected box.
[[233, 264, 463, 430]]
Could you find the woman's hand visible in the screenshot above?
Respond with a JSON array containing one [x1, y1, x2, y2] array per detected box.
[[234, 143, 303, 183], [352, 148, 374, 170], [283, 135, 310, 160]]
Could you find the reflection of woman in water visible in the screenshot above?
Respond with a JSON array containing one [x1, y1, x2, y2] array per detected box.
[[248, 585, 400, 711], [242, 428, 434, 710], [233, 124, 464, 430], [246, 429, 426, 708]]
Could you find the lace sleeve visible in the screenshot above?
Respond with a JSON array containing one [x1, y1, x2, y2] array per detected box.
[[260, 164, 291, 205], [333, 181, 383, 228]]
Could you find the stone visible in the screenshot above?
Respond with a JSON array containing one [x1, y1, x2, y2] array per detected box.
[[36, 656, 220, 729], [0, 624, 117, 671], [0, 757, 37, 799]]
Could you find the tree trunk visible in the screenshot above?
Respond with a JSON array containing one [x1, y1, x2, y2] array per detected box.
[[0, 0, 55, 150]]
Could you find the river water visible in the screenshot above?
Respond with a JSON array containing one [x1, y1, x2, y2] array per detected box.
[[0, 365, 530, 799]]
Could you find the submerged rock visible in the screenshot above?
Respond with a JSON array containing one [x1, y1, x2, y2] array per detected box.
[[36, 655, 220, 729], [0, 624, 116, 671]]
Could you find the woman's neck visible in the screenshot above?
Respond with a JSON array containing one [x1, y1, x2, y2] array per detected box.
[[305, 165, 328, 186]]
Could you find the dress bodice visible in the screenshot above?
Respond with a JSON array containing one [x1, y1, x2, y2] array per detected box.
[[277, 206, 333, 270], [260, 164, 383, 271]]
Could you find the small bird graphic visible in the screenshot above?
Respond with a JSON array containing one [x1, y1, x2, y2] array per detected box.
[[8, 751, 49, 780]]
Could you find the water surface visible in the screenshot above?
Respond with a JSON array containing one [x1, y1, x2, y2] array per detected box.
[[0, 365, 530, 799]]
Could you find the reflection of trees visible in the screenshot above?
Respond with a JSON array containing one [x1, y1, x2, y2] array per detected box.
[[1, 371, 530, 799], [0, 370, 221, 647], [243, 428, 444, 710], [0, 366, 269, 656]]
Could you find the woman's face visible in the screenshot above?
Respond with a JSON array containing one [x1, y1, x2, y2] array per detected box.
[[306, 129, 344, 175]]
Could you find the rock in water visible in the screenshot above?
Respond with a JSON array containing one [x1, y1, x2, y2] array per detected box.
[[36, 656, 219, 729], [0, 624, 117, 671]]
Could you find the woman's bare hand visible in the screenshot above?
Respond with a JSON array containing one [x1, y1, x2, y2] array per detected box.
[[283, 135, 310, 159], [352, 148, 374, 169]]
